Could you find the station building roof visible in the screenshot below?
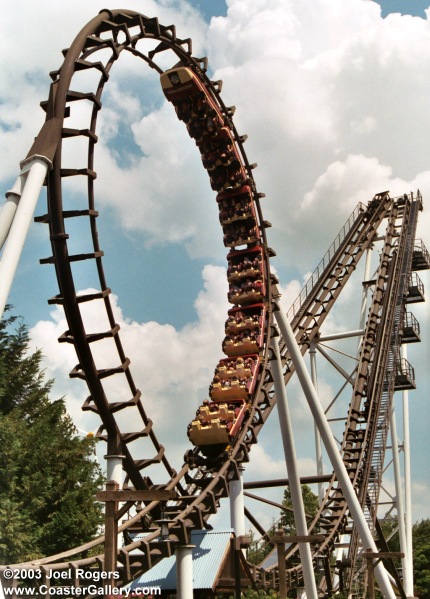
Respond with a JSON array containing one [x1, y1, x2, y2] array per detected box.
[[126, 529, 233, 591]]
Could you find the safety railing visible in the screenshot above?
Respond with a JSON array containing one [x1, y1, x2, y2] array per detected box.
[[412, 238, 430, 271], [394, 358, 416, 391], [406, 272, 425, 303], [287, 202, 365, 322]]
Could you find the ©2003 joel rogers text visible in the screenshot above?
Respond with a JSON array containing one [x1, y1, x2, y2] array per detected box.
[[1, 568, 160, 597]]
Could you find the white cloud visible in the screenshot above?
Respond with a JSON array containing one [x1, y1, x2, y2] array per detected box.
[[205, 0, 430, 271], [5, 0, 430, 266], [3, 0, 430, 526], [95, 103, 209, 244], [28, 264, 228, 466], [245, 444, 317, 481], [0, 0, 208, 182]]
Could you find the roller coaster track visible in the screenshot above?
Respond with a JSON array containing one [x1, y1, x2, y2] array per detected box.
[[260, 192, 424, 596], [0, 10, 427, 598]]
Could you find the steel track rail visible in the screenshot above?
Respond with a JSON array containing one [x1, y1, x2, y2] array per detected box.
[[1, 11, 423, 598], [2, 193, 395, 595], [3, 193, 391, 589], [1, 10, 275, 588], [345, 195, 421, 598], [252, 194, 396, 584], [260, 194, 422, 598]]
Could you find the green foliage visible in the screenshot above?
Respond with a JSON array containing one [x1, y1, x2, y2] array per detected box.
[[378, 512, 401, 572], [379, 513, 400, 551], [0, 312, 104, 564], [242, 589, 279, 599], [281, 484, 319, 532], [216, 589, 279, 599], [247, 523, 277, 565], [378, 515, 430, 598], [413, 519, 430, 598], [247, 485, 320, 568], [0, 314, 52, 418]]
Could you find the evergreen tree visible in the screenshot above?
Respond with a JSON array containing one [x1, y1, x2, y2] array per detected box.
[[281, 484, 319, 532], [379, 514, 430, 598], [413, 519, 430, 598], [0, 312, 103, 564]]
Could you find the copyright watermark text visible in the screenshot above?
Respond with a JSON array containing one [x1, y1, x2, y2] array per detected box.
[[1, 569, 160, 598]]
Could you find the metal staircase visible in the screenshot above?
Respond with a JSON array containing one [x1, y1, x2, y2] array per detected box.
[[347, 193, 422, 597]]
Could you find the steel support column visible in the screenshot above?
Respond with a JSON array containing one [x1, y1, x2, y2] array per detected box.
[[389, 402, 409, 593], [274, 299, 396, 599], [176, 545, 195, 599], [230, 465, 246, 538], [0, 177, 21, 249], [401, 346, 414, 598], [310, 342, 324, 503], [0, 156, 50, 320], [270, 331, 318, 599], [104, 451, 125, 571]]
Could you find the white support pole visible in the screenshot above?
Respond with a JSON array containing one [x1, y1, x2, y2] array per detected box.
[[271, 332, 319, 599], [0, 156, 50, 321], [389, 402, 409, 590], [105, 454, 124, 485], [229, 465, 246, 538], [401, 346, 414, 598], [333, 251, 373, 589], [0, 177, 22, 250], [318, 329, 365, 343], [310, 342, 324, 503], [230, 466, 246, 598], [176, 544, 195, 599], [104, 453, 125, 549], [336, 246, 373, 590], [274, 301, 396, 599]]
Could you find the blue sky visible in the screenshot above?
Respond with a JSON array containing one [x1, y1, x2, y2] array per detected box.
[[1, 0, 430, 528], [5, 0, 430, 328], [192, 1, 430, 20], [1, 0, 428, 330], [378, 0, 429, 16]]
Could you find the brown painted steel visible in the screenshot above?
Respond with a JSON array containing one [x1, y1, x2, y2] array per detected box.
[[244, 475, 333, 489]]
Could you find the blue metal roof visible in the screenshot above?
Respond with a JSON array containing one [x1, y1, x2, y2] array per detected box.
[[126, 529, 233, 591], [260, 546, 278, 569], [260, 543, 292, 569]]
